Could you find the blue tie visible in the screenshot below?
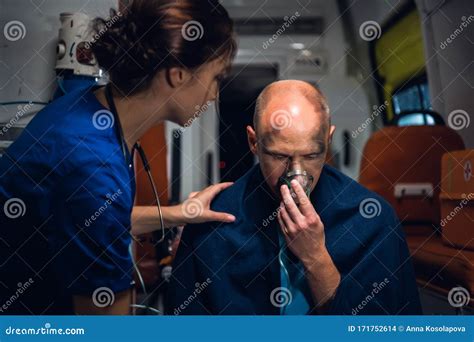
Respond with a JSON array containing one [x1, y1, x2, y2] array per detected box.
[[278, 230, 313, 315]]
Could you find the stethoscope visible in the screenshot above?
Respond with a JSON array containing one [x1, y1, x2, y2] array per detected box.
[[103, 82, 221, 242], [103, 83, 221, 314], [104, 84, 165, 244]]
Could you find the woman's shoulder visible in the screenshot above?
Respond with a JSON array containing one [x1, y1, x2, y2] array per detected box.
[[42, 88, 116, 145], [41, 87, 115, 139], [2, 88, 121, 177]]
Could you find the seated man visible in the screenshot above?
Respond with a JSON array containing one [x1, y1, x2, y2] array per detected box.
[[166, 80, 421, 315]]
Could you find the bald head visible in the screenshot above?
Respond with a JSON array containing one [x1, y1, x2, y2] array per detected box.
[[246, 80, 334, 199], [253, 80, 330, 134]]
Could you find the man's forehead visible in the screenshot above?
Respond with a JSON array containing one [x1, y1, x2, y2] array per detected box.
[[260, 130, 327, 148], [258, 98, 329, 133], [259, 111, 328, 137]]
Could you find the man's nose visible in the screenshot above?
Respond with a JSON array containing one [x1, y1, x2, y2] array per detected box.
[[287, 160, 303, 172]]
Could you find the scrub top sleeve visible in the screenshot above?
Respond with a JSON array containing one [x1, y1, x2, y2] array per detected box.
[[50, 160, 134, 297]]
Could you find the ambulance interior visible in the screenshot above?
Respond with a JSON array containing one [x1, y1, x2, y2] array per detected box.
[[0, 0, 473, 314]]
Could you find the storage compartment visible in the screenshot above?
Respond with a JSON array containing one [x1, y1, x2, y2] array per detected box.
[[440, 150, 474, 250]]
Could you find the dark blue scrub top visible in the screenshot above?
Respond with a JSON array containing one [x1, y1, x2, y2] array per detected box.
[[166, 164, 422, 315], [0, 87, 135, 314]]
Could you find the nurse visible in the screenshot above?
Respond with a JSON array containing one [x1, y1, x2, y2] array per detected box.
[[0, 0, 236, 314]]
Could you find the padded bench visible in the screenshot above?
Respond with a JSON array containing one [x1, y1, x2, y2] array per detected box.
[[406, 232, 474, 308]]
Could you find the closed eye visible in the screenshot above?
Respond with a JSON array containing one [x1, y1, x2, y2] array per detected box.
[[264, 151, 288, 161], [304, 153, 323, 160]]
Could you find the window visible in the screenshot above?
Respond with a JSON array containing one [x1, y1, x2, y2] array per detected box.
[[392, 78, 436, 126], [392, 81, 432, 114], [371, 4, 427, 124]]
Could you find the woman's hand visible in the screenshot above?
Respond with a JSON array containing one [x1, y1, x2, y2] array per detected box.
[[131, 182, 236, 235], [179, 182, 236, 224]]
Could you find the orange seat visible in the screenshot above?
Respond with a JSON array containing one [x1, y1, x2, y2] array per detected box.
[[407, 233, 474, 306], [359, 125, 464, 229], [360, 126, 470, 308]]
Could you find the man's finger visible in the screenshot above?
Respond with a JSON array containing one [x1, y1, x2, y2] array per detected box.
[[277, 211, 289, 235], [279, 205, 297, 235], [280, 184, 305, 223], [290, 180, 315, 216]]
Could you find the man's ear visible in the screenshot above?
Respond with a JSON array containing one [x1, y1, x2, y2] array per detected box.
[[328, 125, 336, 144], [166, 67, 192, 88], [246, 125, 258, 155]]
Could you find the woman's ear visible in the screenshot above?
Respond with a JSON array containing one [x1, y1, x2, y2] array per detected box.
[[166, 67, 192, 88], [246, 125, 258, 155]]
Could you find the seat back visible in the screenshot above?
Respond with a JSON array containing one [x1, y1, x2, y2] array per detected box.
[[359, 125, 464, 227]]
